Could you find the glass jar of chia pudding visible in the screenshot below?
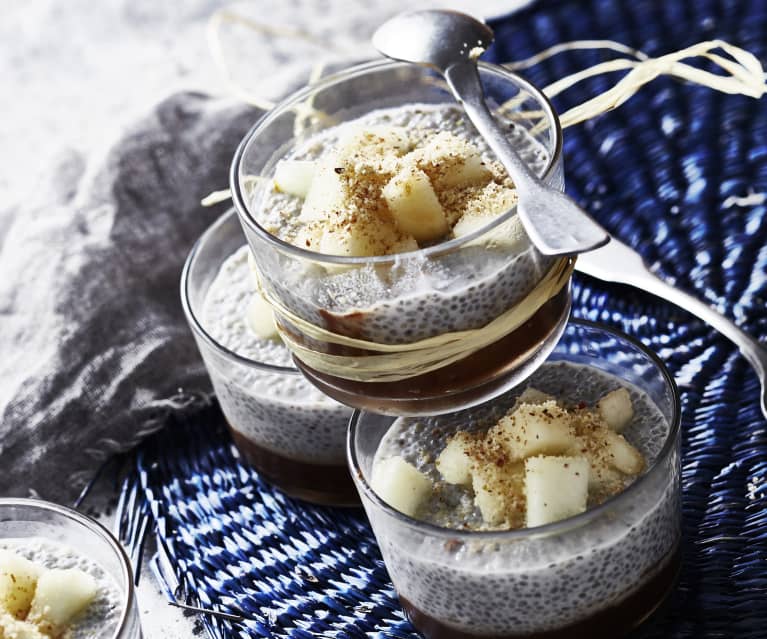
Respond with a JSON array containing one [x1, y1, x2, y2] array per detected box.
[[0, 498, 142, 639], [348, 321, 682, 639], [181, 208, 356, 506], [230, 60, 571, 416]]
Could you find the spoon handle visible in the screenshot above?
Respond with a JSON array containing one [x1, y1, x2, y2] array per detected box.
[[577, 237, 767, 420], [444, 61, 609, 256]]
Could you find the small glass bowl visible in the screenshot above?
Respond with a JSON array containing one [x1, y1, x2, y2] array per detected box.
[[0, 498, 142, 639], [231, 59, 570, 416], [180, 208, 356, 506], [348, 320, 682, 639]]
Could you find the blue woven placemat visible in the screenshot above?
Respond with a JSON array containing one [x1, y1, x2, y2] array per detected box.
[[117, 0, 767, 637]]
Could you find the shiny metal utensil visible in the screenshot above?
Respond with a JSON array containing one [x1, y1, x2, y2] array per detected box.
[[373, 10, 610, 257], [577, 235, 767, 420]]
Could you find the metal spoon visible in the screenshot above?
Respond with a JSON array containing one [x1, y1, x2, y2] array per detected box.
[[373, 10, 610, 257], [577, 236, 767, 420]]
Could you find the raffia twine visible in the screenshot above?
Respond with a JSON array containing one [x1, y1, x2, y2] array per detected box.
[[199, 6, 765, 382]]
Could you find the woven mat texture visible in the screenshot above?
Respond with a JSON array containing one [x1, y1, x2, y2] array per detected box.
[[118, 0, 767, 637]]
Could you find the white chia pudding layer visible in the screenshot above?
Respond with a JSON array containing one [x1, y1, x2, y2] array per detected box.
[[201, 245, 352, 465], [368, 362, 680, 635], [249, 103, 559, 345], [0, 537, 122, 639]]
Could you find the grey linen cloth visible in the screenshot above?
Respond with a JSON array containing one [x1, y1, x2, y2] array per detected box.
[[0, 93, 261, 502]]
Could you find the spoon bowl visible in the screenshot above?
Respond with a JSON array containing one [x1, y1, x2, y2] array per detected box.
[[374, 10, 610, 257], [372, 10, 494, 72]]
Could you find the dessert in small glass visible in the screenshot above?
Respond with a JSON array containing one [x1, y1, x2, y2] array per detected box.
[[231, 60, 572, 415], [181, 208, 356, 505], [0, 498, 141, 639], [348, 321, 681, 639]]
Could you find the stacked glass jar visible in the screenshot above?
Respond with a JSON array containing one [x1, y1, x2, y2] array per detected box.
[[181, 60, 681, 639]]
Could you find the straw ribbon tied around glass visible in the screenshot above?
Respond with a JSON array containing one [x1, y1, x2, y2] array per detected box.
[[251, 258, 574, 384]]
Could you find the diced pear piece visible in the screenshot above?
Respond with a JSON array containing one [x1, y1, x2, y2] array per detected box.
[[316, 216, 416, 257], [452, 212, 497, 239], [440, 152, 491, 188], [597, 388, 634, 432], [569, 435, 623, 492], [0, 613, 47, 639], [436, 433, 474, 485], [452, 188, 521, 246], [525, 456, 589, 527], [389, 234, 420, 254], [382, 167, 448, 243], [274, 160, 316, 198], [370, 456, 433, 518], [246, 292, 280, 341], [338, 126, 410, 166], [602, 429, 645, 475], [515, 387, 556, 407], [27, 569, 98, 638], [0, 551, 41, 619], [472, 461, 525, 527], [497, 402, 575, 459], [412, 132, 491, 188], [300, 157, 347, 223]]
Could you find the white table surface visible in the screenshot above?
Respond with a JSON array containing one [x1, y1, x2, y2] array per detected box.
[[3, 1, 530, 636]]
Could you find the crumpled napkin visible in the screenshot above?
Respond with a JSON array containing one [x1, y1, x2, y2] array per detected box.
[[0, 92, 260, 501]]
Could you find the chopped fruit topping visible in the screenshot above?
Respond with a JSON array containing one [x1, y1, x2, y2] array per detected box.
[[422, 386, 643, 528], [0, 551, 41, 620], [27, 570, 98, 638], [0, 612, 47, 639], [493, 401, 576, 459], [299, 156, 347, 223], [525, 456, 590, 527], [300, 212, 417, 258], [435, 432, 474, 486], [274, 160, 316, 198], [371, 456, 433, 517], [277, 124, 522, 256], [407, 131, 491, 189], [0, 552, 98, 638], [597, 388, 634, 432], [514, 387, 556, 407], [601, 429, 645, 475], [337, 126, 411, 170], [472, 460, 525, 527], [246, 292, 280, 341], [382, 166, 448, 242]]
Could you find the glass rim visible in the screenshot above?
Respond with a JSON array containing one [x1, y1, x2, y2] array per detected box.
[[346, 318, 682, 542], [0, 497, 137, 639], [229, 58, 564, 266], [180, 208, 302, 376]]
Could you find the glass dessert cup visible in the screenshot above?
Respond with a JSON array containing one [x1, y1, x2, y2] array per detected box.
[[231, 59, 571, 416], [181, 208, 356, 506], [348, 320, 682, 639], [0, 498, 142, 639]]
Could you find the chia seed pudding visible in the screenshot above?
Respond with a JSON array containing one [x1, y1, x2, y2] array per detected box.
[[256, 102, 559, 340], [350, 345, 682, 639], [184, 209, 356, 505], [374, 363, 661, 531], [232, 61, 571, 414], [0, 538, 121, 638]]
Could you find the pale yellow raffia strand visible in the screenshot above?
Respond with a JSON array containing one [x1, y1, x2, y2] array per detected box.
[[546, 40, 762, 130], [201, 36, 766, 203], [201, 6, 340, 207], [559, 40, 765, 129], [497, 41, 650, 128], [293, 60, 339, 139], [201, 176, 266, 208], [256, 258, 573, 383], [207, 7, 277, 110], [504, 40, 650, 71]]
